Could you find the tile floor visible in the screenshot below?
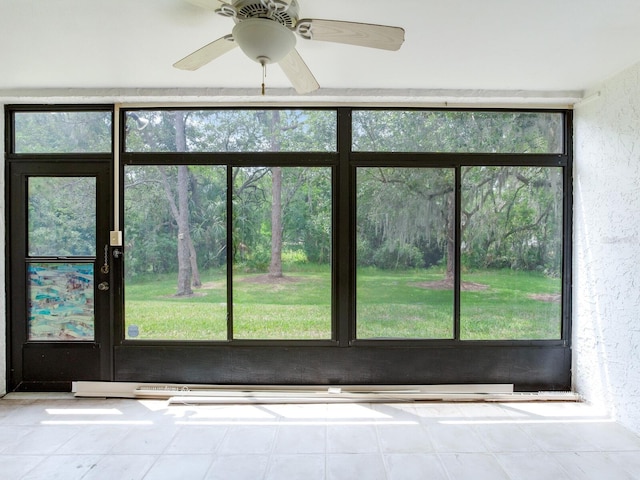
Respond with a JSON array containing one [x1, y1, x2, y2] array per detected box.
[[0, 395, 639, 479]]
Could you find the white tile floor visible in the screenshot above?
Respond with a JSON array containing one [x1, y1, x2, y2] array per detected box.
[[1, 395, 639, 479]]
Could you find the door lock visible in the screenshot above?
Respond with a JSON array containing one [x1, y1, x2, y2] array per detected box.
[[98, 281, 110, 291]]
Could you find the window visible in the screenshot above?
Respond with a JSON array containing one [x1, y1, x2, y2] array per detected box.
[[356, 167, 455, 339], [125, 110, 336, 153], [232, 166, 332, 340], [122, 108, 568, 345], [6, 104, 572, 388], [14, 110, 112, 154], [123, 109, 336, 342], [124, 165, 228, 341], [352, 110, 564, 153], [352, 109, 566, 343], [28, 177, 97, 256], [27, 176, 98, 341], [460, 166, 563, 340]]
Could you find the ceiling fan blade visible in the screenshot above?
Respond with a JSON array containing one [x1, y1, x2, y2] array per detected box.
[[184, 0, 229, 11], [278, 49, 319, 94], [173, 35, 237, 71], [296, 19, 405, 51]]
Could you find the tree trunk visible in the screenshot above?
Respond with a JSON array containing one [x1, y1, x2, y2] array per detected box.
[[446, 190, 455, 283], [188, 237, 202, 287], [269, 166, 283, 278], [173, 112, 198, 295], [268, 110, 284, 278], [176, 165, 193, 295]]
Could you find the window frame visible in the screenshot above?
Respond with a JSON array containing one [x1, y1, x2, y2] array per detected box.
[[119, 106, 572, 349], [6, 104, 114, 156], [118, 107, 341, 347], [4, 104, 573, 391]]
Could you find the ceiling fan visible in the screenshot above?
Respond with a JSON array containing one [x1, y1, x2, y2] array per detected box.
[[173, 0, 405, 94]]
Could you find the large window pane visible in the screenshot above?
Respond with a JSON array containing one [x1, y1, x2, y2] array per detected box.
[[28, 177, 96, 257], [124, 165, 228, 340], [232, 167, 332, 340], [14, 111, 111, 153], [460, 166, 563, 340], [353, 111, 563, 153], [125, 110, 337, 153], [356, 168, 454, 339]]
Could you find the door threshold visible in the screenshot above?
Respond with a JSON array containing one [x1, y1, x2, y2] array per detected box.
[[2, 392, 76, 400], [72, 381, 581, 403]]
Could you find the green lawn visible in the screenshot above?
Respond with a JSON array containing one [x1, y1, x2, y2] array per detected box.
[[125, 266, 561, 341], [459, 270, 561, 339], [356, 268, 453, 339]]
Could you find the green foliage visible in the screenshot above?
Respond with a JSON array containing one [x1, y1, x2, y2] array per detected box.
[[282, 248, 308, 265], [353, 111, 563, 153], [124, 165, 227, 278], [357, 167, 452, 270], [124, 110, 563, 283], [354, 113, 564, 276], [14, 111, 112, 153], [125, 110, 336, 153], [460, 166, 562, 276], [369, 242, 424, 270], [28, 177, 96, 256]]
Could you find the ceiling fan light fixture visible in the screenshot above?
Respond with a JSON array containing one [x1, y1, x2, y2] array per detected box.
[[232, 18, 296, 64]]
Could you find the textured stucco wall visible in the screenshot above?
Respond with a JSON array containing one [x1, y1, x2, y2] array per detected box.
[[573, 62, 640, 436], [0, 105, 6, 396]]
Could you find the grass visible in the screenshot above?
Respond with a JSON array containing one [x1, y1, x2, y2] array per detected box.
[[356, 268, 453, 339], [459, 270, 561, 339], [124, 265, 561, 341]]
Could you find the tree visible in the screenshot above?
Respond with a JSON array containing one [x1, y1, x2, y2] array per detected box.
[[461, 166, 562, 274], [268, 111, 285, 277], [14, 110, 111, 153], [269, 166, 283, 277], [127, 111, 203, 295], [28, 177, 97, 256], [357, 167, 452, 271], [126, 108, 336, 281], [354, 111, 563, 279]]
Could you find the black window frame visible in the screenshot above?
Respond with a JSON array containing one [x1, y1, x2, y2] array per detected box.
[[4, 104, 116, 391], [119, 106, 572, 349], [4, 104, 573, 391]]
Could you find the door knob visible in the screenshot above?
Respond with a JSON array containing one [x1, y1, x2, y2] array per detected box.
[[98, 281, 110, 291]]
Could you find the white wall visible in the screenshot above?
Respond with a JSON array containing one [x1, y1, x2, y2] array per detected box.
[[574, 61, 640, 436], [0, 104, 6, 396]]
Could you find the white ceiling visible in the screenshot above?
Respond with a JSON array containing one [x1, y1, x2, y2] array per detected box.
[[2, 0, 640, 104]]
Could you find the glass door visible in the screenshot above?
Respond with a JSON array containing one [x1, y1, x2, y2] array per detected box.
[[8, 161, 113, 391]]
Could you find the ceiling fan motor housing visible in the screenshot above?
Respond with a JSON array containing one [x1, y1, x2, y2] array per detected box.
[[223, 0, 300, 27]]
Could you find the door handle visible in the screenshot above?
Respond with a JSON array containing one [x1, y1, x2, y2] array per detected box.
[[98, 281, 110, 291]]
